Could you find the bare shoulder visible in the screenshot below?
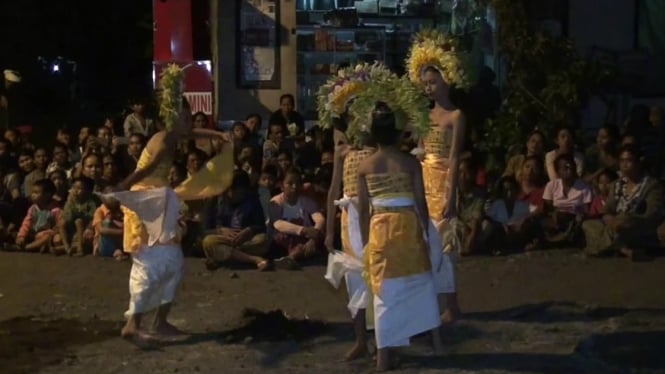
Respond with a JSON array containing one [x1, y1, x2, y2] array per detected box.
[[452, 109, 465, 123]]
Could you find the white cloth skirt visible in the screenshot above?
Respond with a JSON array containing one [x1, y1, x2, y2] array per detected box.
[[427, 218, 457, 294], [125, 244, 184, 318], [325, 195, 370, 318], [374, 272, 440, 349]]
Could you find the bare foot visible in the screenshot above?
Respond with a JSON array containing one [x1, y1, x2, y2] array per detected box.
[[344, 341, 368, 361], [256, 260, 270, 272], [376, 354, 400, 372], [441, 307, 461, 324], [152, 322, 187, 341]]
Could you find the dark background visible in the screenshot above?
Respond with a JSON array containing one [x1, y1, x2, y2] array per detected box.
[[0, 0, 153, 129]]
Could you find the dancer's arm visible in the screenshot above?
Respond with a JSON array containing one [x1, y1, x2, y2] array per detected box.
[[324, 145, 347, 251], [357, 169, 370, 247], [116, 135, 170, 190], [189, 128, 232, 142], [443, 111, 465, 219], [412, 158, 431, 235]]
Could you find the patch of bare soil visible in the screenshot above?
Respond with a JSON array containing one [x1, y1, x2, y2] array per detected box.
[[1, 250, 665, 373]]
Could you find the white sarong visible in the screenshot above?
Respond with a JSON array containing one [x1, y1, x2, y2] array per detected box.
[[325, 195, 370, 319], [125, 244, 184, 317], [428, 218, 457, 294], [371, 196, 440, 349]]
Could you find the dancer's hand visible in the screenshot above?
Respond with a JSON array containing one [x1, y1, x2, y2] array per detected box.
[[324, 234, 335, 253]]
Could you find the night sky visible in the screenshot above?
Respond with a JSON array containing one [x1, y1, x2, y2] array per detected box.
[[0, 1, 153, 125]]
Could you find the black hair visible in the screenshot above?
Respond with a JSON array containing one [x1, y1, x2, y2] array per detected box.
[[231, 169, 252, 190], [261, 164, 279, 178], [276, 150, 292, 161], [600, 123, 621, 142], [33, 178, 56, 196], [556, 126, 576, 141], [279, 94, 295, 105], [48, 168, 67, 180], [18, 150, 33, 159], [72, 176, 95, 192], [370, 101, 401, 146], [597, 168, 619, 182], [496, 175, 519, 197], [171, 162, 187, 179], [332, 116, 348, 133], [554, 153, 577, 176], [129, 133, 146, 143], [618, 144, 643, 162], [246, 113, 262, 123], [313, 163, 333, 188], [459, 156, 478, 174], [283, 167, 303, 183]]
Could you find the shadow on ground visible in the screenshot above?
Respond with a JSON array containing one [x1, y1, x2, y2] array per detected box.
[[0, 316, 122, 374], [464, 301, 665, 323]]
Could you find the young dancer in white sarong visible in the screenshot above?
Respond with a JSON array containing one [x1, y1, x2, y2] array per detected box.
[[105, 65, 234, 342], [349, 71, 442, 370], [406, 29, 474, 322], [319, 63, 391, 360], [357, 101, 442, 371]]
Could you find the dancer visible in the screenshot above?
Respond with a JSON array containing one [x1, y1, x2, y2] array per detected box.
[[104, 65, 234, 342], [350, 74, 441, 371], [319, 62, 391, 360], [406, 29, 473, 322]]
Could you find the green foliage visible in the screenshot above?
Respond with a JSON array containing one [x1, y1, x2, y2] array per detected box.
[[481, 0, 614, 172]]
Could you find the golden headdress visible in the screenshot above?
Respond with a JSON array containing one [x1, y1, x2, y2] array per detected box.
[[316, 62, 393, 131], [347, 74, 431, 142], [159, 63, 186, 131], [406, 28, 473, 90]]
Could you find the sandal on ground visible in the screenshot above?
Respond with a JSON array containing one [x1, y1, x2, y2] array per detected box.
[[274, 256, 300, 270]]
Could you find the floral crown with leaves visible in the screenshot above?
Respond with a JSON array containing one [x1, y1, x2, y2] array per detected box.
[[347, 74, 432, 144], [316, 62, 393, 133], [159, 63, 186, 131], [406, 29, 473, 90]]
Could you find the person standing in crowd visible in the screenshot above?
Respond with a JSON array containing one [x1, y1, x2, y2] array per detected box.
[[123, 98, 155, 138], [407, 29, 471, 323], [269, 94, 305, 136]]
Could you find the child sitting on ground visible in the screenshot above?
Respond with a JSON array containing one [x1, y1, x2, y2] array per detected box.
[[269, 168, 325, 270], [93, 194, 126, 260], [59, 177, 99, 256], [589, 169, 618, 218], [14, 179, 62, 252], [483, 176, 533, 254]]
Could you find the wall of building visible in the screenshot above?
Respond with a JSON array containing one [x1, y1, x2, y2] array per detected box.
[[568, 0, 635, 53], [211, 0, 297, 123]]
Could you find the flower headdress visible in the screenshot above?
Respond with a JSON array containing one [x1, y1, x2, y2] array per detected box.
[[316, 62, 393, 131], [159, 63, 186, 131], [347, 75, 431, 143], [406, 28, 473, 90]]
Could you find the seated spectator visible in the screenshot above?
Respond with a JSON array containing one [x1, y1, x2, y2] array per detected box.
[[589, 169, 618, 218], [92, 195, 126, 260], [168, 162, 187, 188], [517, 155, 547, 214], [503, 130, 545, 181], [584, 124, 619, 183], [102, 154, 120, 186], [192, 112, 215, 156], [583, 146, 664, 260], [269, 168, 325, 270], [320, 149, 334, 166], [18, 150, 39, 197], [268, 94, 305, 136], [276, 150, 293, 182], [454, 158, 486, 255], [58, 177, 98, 256], [483, 176, 533, 254], [231, 121, 249, 144], [48, 169, 69, 205], [115, 132, 145, 177], [545, 127, 584, 181], [258, 165, 279, 232], [262, 122, 288, 169], [79, 153, 106, 192], [541, 153, 592, 247], [13, 179, 62, 252], [303, 163, 332, 214], [202, 170, 268, 271], [46, 143, 72, 178], [245, 113, 264, 148], [186, 149, 205, 179]]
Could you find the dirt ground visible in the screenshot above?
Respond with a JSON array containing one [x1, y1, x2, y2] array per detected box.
[[1, 249, 665, 374]]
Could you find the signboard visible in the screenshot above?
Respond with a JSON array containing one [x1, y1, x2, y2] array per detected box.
[[184, 92, 213, 115]]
